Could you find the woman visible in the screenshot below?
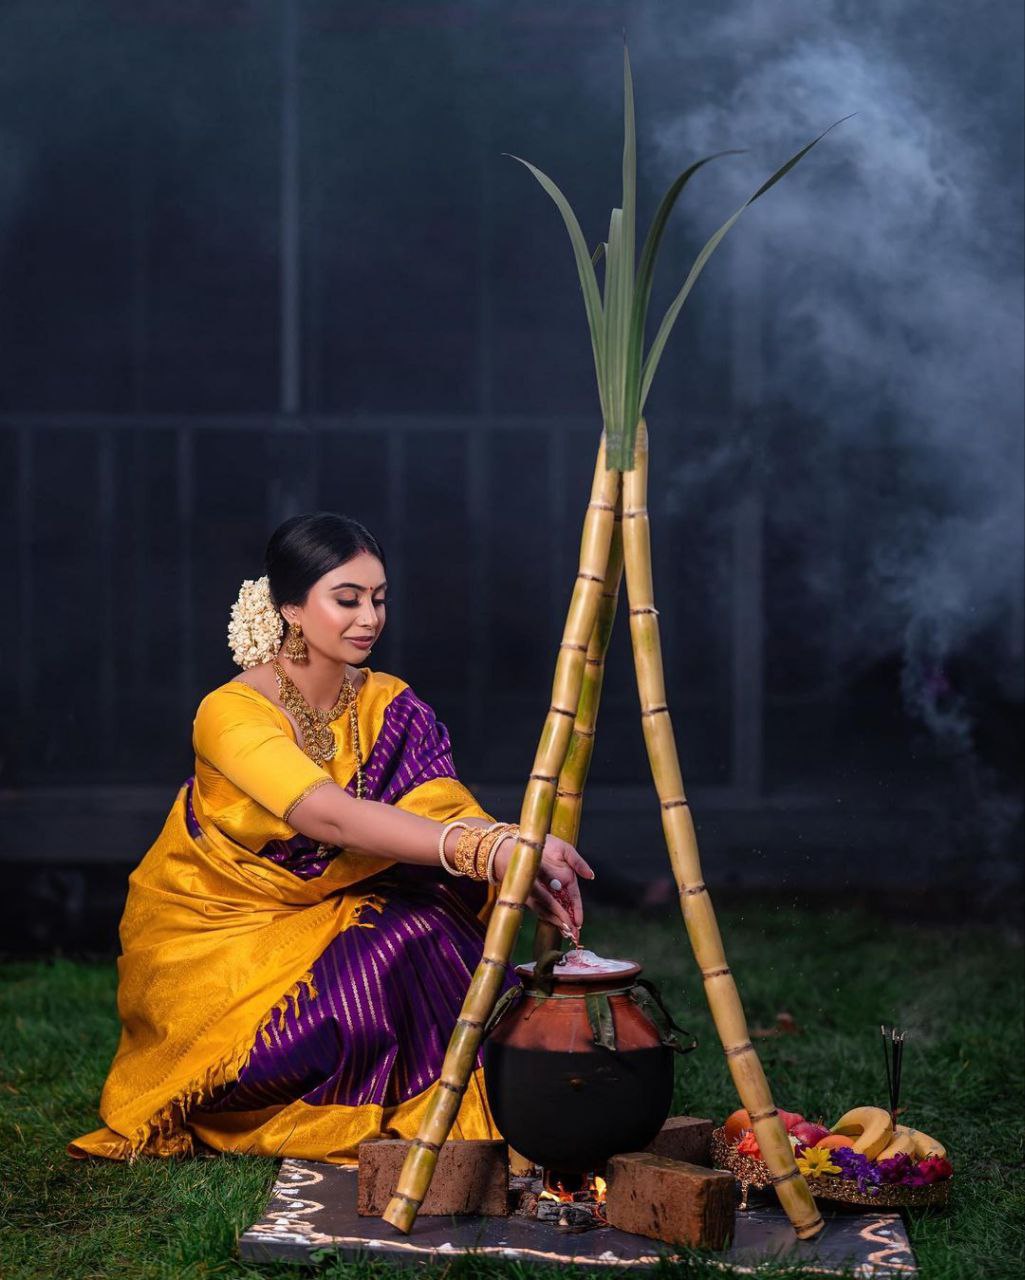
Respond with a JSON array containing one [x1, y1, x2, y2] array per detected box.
[[69, 512, 592, 1164]]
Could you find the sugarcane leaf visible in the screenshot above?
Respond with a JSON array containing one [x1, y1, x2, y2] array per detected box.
[[506, 153, 606, 414], [603, 210, 622, 448], [623, 149, 745, 446], [639, 116, 852, 411], [591, 242, 606, 266], [621, 41, 636, 312]]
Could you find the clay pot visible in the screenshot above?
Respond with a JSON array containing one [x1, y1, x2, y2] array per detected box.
[[482, 955, 679, 1174]]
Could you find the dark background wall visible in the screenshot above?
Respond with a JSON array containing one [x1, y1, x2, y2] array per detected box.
[[1, 0, 1021, 950]]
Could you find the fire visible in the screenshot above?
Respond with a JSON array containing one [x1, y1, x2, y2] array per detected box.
[[540, 1171, 607, 1205]]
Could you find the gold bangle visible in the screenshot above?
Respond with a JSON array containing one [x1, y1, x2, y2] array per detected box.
[[439, 821, 471, 875], [487, 830, 518, 885], [474, 823, 517, 880], [454, 826, 487, 878]]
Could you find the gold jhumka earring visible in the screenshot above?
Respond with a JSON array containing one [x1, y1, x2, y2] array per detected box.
[[283, 620, 308, 662]]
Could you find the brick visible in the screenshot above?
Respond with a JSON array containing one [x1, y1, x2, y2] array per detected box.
[[644, 1115, 713, 1166], [604, 1152, 735, 1249], [357, 1139, 508, 1217]]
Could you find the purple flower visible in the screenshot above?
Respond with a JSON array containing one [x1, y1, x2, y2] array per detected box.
[[876, 1154, 913, 1185], [833, 1148, 872, 1181]]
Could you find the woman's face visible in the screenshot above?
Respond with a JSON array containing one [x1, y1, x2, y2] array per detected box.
[[285, 552, 387, 665]]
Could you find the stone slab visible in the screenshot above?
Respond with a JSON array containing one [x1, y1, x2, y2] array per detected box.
[[643, 1114, 713, 1165], [605, 1152, 735, 1249], [239, 1158, 918, 1273], [357, 1138, 507, 1216]]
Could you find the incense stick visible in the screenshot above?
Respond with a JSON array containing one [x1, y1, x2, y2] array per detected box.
[[880, 1025, 906, 1125]]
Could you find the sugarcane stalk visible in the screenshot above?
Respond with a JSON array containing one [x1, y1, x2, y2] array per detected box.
[[382, 431, 621, 1234], [534, 478, 625, 959], [621, 418, 823, 1240]]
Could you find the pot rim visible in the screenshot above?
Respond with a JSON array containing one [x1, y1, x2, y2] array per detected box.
[[515, 958, 642, 984]]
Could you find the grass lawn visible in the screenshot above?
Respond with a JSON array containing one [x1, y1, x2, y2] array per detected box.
[[1, 903, 1022, 1279]]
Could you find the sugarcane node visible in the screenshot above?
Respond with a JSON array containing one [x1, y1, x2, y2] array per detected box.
[[750, 1107, 779, 1122], [480, 956, 507, 968], [701, 966, 732, 979], [412, 1138, 441, 1154], [680, 882, 707, 896], [601, 589, 618, 597], [630, 606, 659, 615], [769, 1167, 802, 1187], [576, 571, 605, 582], [496, 898, 526, 911], [724, 1040, 754, 1058], [661, 797, 688, 809], [585, 656, 603, 666], [438, 1081, 466, 1097], [575, 727, 596, 738], [556, 788, 583, 798], [622, 507, 648, 518], [560, 642, 589, 652], [641, 704, 669, 718], [797, 1215, 825, 1238], [457, 1017, 485, 1030], [588, 500, 616, 511], [550, 705, 576, 717], [393, 1192, 423, 1209]]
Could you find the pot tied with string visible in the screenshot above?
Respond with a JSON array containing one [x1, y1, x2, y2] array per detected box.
[[481, 949, 696, 1178]]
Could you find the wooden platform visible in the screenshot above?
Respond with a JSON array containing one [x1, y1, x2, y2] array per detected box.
[[238, 1159, 917, 1274]]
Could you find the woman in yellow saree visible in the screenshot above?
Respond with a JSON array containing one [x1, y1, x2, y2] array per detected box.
[[69, 512, 592, 1165]]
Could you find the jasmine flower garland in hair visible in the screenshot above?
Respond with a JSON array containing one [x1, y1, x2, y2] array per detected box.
[[227, 576, 283, 669]]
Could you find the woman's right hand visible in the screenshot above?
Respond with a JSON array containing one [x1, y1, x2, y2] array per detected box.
[[492, 832, 594, 942]]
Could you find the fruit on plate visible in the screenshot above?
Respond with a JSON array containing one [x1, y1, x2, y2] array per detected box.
[[723, 1108, 751, 1142], [875, 1124, 918, 1161], [907, 1127, 947, 1160], [830, 1105, 893, 1159], [815, 1134, 855, 1152], [724, 1105, 806, 1144], [790, 1121, 831, 1147]]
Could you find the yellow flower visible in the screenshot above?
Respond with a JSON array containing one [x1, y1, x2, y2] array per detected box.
[[796, 1146, 841, 1178]]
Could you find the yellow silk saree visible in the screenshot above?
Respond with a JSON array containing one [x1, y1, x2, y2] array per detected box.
[[69, 670, 514, 1163]]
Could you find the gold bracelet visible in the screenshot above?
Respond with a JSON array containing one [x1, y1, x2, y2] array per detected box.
[[439, 821, 472, 875], [487, 829, 518, 885], [474, 823, 517, 880], [454, 825, 487, 878]]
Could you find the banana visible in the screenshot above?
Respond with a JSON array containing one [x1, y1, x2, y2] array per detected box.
[[830, 1105, 893, 1160], [908, 1127, 946, 1160], [874, 1124, 918, 1161]]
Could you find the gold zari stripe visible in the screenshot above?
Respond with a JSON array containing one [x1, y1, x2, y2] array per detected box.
[[282, 777, 332, 824]]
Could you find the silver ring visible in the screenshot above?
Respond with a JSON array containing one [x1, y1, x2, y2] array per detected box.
[[548, 877, 563, 892]]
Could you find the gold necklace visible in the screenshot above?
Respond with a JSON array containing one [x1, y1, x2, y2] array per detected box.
[[272, 660, 367, 796]]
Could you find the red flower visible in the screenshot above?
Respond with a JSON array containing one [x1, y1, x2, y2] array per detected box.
[[915, 1156, 953, 1183], [736, 1130, 763, 1160]]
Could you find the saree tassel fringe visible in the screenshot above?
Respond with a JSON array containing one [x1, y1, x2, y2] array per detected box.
[[122, 970, 319, 1162], [382, 431, 621, 1233], [534, 478, 625, 959], [622, 420, 822, 1240]]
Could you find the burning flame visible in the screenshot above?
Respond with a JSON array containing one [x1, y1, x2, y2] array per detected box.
[[540, 1171, 607, 1205]]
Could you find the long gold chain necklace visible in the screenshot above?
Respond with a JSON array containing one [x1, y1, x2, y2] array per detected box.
[[272, 659, 367, 797]]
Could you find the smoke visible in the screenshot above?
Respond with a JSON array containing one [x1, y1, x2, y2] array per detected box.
[[617, 1, 1023, 759]]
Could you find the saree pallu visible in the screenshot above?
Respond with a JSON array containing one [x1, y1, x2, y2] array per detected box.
[[68, 669, 518, 1163]]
